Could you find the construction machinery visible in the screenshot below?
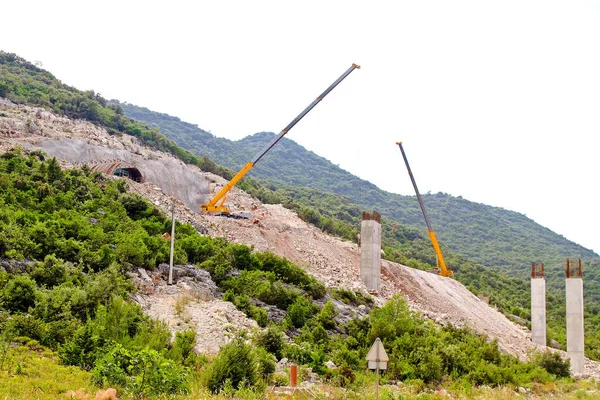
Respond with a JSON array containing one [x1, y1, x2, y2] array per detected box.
[[201, 63, 360, 215], [396, 142, 453, 277]]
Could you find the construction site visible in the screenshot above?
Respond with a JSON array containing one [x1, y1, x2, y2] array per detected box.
[[1, 81, 598, 385]]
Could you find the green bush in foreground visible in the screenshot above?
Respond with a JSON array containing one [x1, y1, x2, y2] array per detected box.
[[532, 350, 571, 378], [92, 344, 188, 397], [203, 339, 261, 394]]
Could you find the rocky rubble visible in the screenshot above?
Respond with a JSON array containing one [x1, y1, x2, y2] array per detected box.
[[131, 264, 257, 355], [0, 257, 32, 274]]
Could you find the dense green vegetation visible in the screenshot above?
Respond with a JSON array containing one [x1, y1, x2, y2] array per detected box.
[[0, 151, 576, 398], [0, 150, 200, 396]]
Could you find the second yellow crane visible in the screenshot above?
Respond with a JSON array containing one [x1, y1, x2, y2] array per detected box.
[[396, 142, 453, 277]]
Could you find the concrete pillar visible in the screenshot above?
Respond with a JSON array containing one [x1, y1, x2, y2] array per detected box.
[[360, 211, 381, 293], [531, 268, 546, 346], [566, 259, 584, 374]]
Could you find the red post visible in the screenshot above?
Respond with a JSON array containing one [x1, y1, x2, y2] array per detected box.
[[290, 364, 298, 387]]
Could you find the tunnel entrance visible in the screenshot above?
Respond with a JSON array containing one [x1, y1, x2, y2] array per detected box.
[[114, 167, 143, 182], [80, 159, 145, 183]]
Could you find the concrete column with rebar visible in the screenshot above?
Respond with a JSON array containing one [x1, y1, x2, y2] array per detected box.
[[566, 259, 584, 374], [531, 264, 546, 346], [360, 211, 381, 293]]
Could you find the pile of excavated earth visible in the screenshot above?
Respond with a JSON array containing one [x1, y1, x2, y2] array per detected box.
[[2, 98, 600, 377]]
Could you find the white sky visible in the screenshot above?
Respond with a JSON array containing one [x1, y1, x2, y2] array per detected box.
[[3, 0, 600, 254]]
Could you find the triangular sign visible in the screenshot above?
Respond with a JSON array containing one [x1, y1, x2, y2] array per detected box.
[[366, 338, 388, 362]]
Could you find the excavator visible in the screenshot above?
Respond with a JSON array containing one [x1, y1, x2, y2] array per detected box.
[[201, 63, 360, 216], [396, 142, 453, 277]]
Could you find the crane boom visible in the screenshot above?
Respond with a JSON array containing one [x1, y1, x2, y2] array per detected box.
[[201, 63, 360, 215], [396, 142, 453, 277]]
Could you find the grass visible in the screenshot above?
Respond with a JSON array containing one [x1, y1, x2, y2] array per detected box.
[[0, 341, 97, 400]]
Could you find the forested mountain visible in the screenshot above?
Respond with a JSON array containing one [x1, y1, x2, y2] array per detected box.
[[118, 102, 598, 277]]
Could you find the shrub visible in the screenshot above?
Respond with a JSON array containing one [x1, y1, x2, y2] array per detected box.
[[168, 330, 197, 366], [203, 339, 259, 394], [316, 300, 337, 330], [532, 350, 571, 378], [332, 288, 356, 304], [30, 255, 69, 288], [179, 235, 217, 264], [368, 295, 416, 343], [309, 348, 327, 375], [227, 243, 261, 270], [282, 343, 313, 366], [257, 280, 298, 310], [92, 344, 188, 397], [3, 313, 46, 342], [254, 252, 325, 299], [58, 323, 102, 370], [91, 296, 144, 343], [311, 323, 329, 345], [199, 250, 232, 283], [3, 275, 36, 313], [255, 347, 276, 379], [332, 287, 373, 307], [223, 289, 235, 303], [251, 307, 268, 328], [335, 366, 356, 387], [226, 292, 268, 327], [232, 294, 253, 316], [120, 193, 150, 220], [271, 373, 289, 387], [285, 297, 316, 329], [254, 325, 285, 359], [332, 346, 362, 370], [414, 350, 444, 382]]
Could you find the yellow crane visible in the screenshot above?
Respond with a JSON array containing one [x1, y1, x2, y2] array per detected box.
[[201, 63, 360, 215], [396, 142, 453, 277]]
